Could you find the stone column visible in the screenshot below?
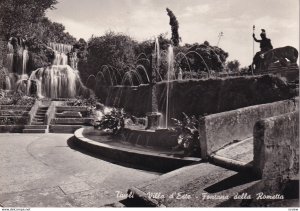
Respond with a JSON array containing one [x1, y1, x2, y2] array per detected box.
[[145, 53, 162, 130]]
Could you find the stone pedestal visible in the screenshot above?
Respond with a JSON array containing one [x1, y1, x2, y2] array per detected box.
[[145, 112, 162, 130]]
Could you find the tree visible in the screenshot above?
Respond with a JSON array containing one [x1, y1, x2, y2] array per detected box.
[[79, 31, 137, 86], [23, 17, 76, 71], [176, 41, 229, 72], [0, 0, 76, 72], [226, 60, 240, 72], [74, 38, 88, 59], [166, 8, 180, 47], [0, 0, 58, 39]]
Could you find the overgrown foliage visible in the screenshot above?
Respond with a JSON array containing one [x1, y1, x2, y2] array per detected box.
[[65, 97, 99, 117], [0, 116, 28, 125], [0, 0, 57, 39], [94, 108, 125, 135], [78, 31, 137, 85], [65, 97, 98, 107], [172, 112, 201, 157], [0, 90, 35, 106]]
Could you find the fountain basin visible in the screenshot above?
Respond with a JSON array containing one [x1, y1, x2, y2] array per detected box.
[[122, 127, 178, 150], [74, 127, 201, 172]]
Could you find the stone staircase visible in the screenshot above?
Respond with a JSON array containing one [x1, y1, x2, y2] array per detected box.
[[21, 101, 93, 133], [23, 106, 49, 133], [49, 106, 93, 133]]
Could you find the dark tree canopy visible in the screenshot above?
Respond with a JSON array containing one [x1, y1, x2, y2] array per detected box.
[[166, 8, 180, 47], [0, 0, 76, 71], [26, 17, 76, 70], [175, 41, 229, 72], [0, 0, 58, 38], [226, 60, 240, 72], [78, 31, 138, 84]]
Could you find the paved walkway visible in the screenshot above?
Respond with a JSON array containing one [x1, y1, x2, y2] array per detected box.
[[129, 162, 259, 207], [0, 133, 159, 207]]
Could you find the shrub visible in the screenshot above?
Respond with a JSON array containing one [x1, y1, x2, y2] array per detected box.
[[65, 97, 99, 117], [171, 112, 201, 157], [0, 90, 35, 106], [65, 97, 98, 107], [0, 116, 28, 125], [94, 108, 125, 135]]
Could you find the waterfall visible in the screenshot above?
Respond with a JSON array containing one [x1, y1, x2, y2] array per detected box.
[[69, 52, 78, 70], [7, 37, 29, 75], [4, 39, 87, 97], [4, 37, 29, 90], [7, 42, 14, 73], [28, 65, 78, 98], [50, 42, 72, 66], [27, 43, 85, 98], [22, 47, 29, 75], [5, 76, 11, 90], [49, 42, 73, 54]]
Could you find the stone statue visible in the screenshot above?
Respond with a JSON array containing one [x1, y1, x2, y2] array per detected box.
[[252, 29, 273, 70], [261, 46, 298, 70]]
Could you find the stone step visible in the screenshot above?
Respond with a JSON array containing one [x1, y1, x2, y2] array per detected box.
[[31, 122, 44, 125], [34, 115, 45, 118], [36, 110, 47, 114], [23, 129, 47, 133], [37, 110, 47, 113], [25, 125, 48, 129], [37, 110, 48, 113], [33, 118, 44, 121], [35, 113, 45, 116], [35, 114, 45, 118]]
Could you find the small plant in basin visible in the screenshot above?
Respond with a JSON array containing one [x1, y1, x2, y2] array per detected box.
[[94, 108, 125, 135], [172, 112, 201, 157]]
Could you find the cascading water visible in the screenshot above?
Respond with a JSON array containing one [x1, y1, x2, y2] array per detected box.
[[8, 37, 29, 75], [49, 42, 72, 54], [49, 42, 72, 65], [4, 37, 29, 90], [7, 41, 14, 73], [69, 52, 78, 70], [27, 43, 85, 98], [28, 65, 77, 98], [5, 76, 11, 90], [22, 47, 29, 75]]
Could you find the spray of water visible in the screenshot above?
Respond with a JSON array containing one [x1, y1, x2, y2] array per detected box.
[[165, 45, 174, 128]]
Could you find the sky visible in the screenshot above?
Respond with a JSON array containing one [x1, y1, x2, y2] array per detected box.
[[46, 0, 299, 67]]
